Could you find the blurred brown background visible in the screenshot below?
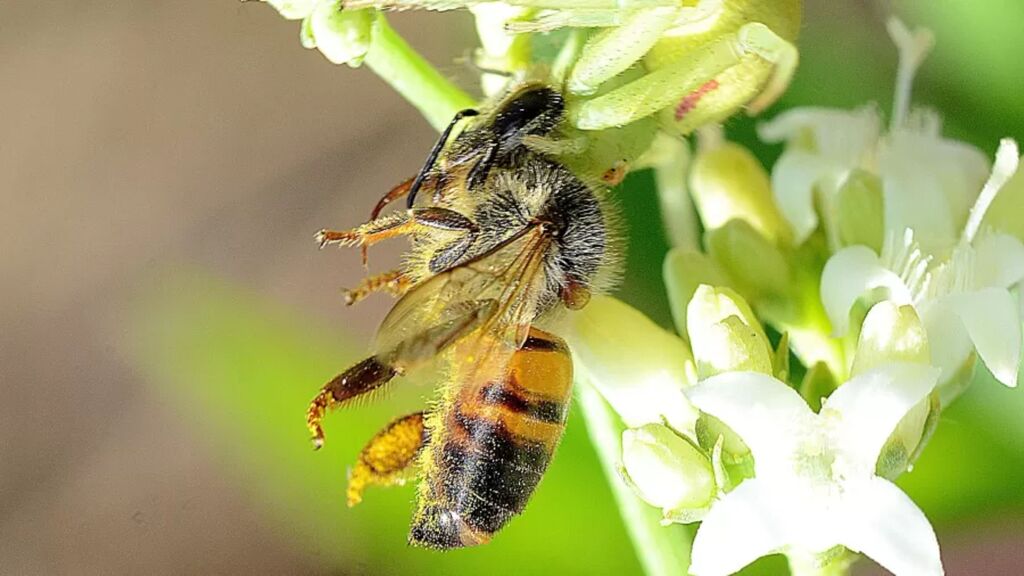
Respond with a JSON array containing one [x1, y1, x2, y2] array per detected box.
[[3, 1, 1023, 575], [0, 2, 475, 573]]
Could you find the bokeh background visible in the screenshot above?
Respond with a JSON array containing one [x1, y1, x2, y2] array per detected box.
[[3, 1, 1024, 574]]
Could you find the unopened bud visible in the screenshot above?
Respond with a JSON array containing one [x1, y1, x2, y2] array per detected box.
[[706, 220, 792, 299], [309, 1, 377, 67], [621, 424, 715, 519], [836, 169, 884, 252], [690, 141, 793, 245], [852, 302, 929, 376], [687, 285, 773, 378]]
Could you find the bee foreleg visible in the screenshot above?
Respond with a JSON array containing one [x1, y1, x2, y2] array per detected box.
[[306, 356, 399, 449], [369, 176, 415, 221], [347, 412, 428, 507], [343, 269, 412, 306]]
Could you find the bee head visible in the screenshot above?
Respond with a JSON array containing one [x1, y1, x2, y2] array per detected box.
[[490, 85, 564, 143]]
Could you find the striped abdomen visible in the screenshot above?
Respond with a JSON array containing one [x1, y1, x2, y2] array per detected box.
[[409, 328, 573, 549]]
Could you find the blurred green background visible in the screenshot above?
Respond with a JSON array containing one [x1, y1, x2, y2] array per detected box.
[[3, 1, 1023, 574]]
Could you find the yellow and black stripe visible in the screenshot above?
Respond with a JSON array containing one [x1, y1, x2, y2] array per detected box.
[[409, 328, 573, 549]]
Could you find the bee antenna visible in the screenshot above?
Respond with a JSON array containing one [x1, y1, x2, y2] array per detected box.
[[406, 108, 479, 209]]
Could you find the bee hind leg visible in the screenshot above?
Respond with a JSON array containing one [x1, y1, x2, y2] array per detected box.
[[347, 412, 428, 507], [306, 356, 400, 449]]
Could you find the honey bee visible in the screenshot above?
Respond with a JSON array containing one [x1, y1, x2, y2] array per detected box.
[[306, 81, 621, 549]]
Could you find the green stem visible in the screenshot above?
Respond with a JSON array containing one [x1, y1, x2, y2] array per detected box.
[[576, 379, 692, 576], [364, 16, 476, 131], [651, 133, 699, 250]]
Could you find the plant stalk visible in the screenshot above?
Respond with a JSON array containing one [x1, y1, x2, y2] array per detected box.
[[364, 16, 477, 131], [577, 378, 692, 576]]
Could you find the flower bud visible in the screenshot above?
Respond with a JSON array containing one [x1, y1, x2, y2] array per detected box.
[[836, 169, 884, 252], [663, 248, 731, 336], [687, 285, 773, 378], [798, 361, 836, 413], [568, 296, 699, 434], [851, 302, 929, 376], [308, 1, 377, 67], [852, 302, 939, 479], [876, 392, 940, 480], [264, 0, 318, 20], [690, 141, 793, 245], [705, 220, 792, 299], [621, 424, 715, 519]]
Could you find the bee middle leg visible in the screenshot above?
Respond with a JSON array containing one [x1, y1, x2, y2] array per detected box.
[[347, 411, 428, 507], [317, 207, 476, 251], [343, 269, 412, 306]]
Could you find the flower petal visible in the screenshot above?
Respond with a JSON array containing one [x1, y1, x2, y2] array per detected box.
[[879, 129, 989, 256], [568, 296, 700, 431], [972, 232, 1024, 291], [687, 371, 810, 473], [824, 363, 939, 470], [768, 149, 854, 244], [964, 138, 1020, 242], [759, 106, 880, 243], [837, 476, 943, 576], [757, 106, 880, 159], [689, 480, 791, 576], [920, 302, 975, 389], [944, 288, 1022, 387], [820, 246, 913, 336], [978, 140, 1024, 241]]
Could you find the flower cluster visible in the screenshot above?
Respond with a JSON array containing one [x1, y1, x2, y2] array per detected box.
[[258, 0, 801, 136], [570, 18, 1023, 576], [253, 1, 1022, 572]]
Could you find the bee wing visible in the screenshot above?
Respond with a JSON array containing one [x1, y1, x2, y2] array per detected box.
[[373, 225, 552, 378]]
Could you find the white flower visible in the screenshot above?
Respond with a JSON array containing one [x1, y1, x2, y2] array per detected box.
[[757, 18, 990, 256], [821, 141, 1024, 390], [686, 364, 943, 576]]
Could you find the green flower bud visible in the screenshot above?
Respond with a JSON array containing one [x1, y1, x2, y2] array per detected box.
[[690, 141, 793, 245], [798, 361, 837, 413], [853, 302, 939, 479], [695, 414, 753, 477], [264, 0, 318, 20], [686, 285, 773, 379], [851, 302, 930, 376], [876, 392, 940, 480], [836, 169, 884, 252], [664, 248, 732, 337], [705, 220, 792, 299], [309, 1, 377, 67], [621, 424, 715, 521]]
